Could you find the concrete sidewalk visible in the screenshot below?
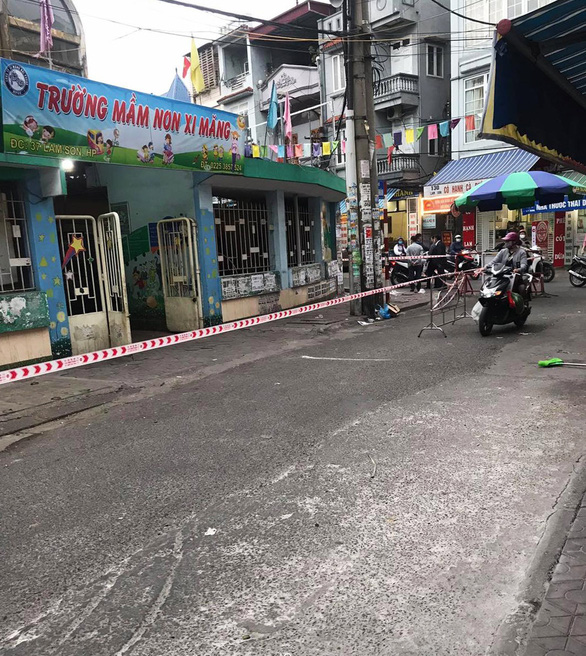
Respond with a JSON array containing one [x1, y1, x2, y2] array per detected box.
[[0, 291, 427, 444]]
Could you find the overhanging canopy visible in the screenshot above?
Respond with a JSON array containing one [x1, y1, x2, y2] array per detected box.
[[427, 148, 539, 187], [480, 0, 586, 174]]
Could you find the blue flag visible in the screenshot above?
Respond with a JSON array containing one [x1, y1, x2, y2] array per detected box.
[[267, 82, 278, 130]]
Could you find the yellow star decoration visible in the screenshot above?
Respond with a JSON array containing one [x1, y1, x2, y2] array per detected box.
[[68, 235, 86, 255], [48, 216, 54, 223], [41, 273, 47, 280], [53, 277, 61, 286], [38, 234, 45, 241], [51, 256, 56, 263]]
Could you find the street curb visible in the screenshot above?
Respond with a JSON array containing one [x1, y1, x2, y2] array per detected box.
[[0, 386, 129, 441], [488, 455, 586, 656]]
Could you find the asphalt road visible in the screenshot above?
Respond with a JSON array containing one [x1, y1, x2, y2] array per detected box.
[[1, 279, 586, 656]]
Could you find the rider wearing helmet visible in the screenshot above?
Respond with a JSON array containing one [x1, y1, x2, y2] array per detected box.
[[489, 232, 529, 293]]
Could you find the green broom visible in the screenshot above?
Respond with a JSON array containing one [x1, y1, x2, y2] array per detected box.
[[538, 357, 586, 368]]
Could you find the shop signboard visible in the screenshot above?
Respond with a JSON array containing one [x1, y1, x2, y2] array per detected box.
[[422, 215, 436, 229], [462, 212, 476, 249], [424, 179, 486, 197], [0, 59, 245, 174], [533, 220, 549, 250], [422, 195, 459, 214], [554, 213, 566, 268]]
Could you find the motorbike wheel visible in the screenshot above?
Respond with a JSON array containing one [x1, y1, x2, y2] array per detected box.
[[478, 307, 493, 337], [542, 262, 555, 283], [514, 315, 527, 328], [391, 270, 407, 286], [569, 270, 586, 287]]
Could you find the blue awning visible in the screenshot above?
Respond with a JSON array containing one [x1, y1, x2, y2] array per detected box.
[[427, 149, 539, 187], [480, 0, 586, 173]]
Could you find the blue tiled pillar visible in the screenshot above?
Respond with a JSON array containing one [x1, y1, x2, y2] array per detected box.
[[24, 172, 72, 358], [267, 190, 289, 290], [194, 182, 222, 326]]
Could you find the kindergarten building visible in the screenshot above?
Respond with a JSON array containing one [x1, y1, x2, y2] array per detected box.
[[0, 59, 345, 369]]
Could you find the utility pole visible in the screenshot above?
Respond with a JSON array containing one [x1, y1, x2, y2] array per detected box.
[[341, 0, 382, 317]]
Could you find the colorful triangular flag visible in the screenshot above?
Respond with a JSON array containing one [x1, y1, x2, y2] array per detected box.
[[465, 115, 476, 131], [428, 124, 438, 140], [439, 121, 450, 137], [393, 131, 402, 146], [450, 118, 461, 130], [252, 144, 260, 158], [322, 141, 331, 156], [303, 143, 311, 157], [375, 135, 384, 150], [382, 133, 394, 148], [387, 145, 395, 166], [278, 145, 285, 158], [416, 127, 425, 141], [405, 129, 414, 144], [312, 142, 321, 157], [294, 143, 304, 158]]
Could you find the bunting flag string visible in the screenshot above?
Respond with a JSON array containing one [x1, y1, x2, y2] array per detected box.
[[246, 112, 476, 163]]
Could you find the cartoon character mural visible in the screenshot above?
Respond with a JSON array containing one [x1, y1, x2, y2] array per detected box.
[[22, 115, 38, 137], [230, 131, 240, 172], [40, 126, 55, 143], [112, 128, 120, 146], [136, 145, 150, 163], [87, 130, 105, 154], [213, 144, 219, 159], [163, 133, 174, 165]]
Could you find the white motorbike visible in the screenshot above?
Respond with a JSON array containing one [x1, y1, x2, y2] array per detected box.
[[525, 247, 555, 283]]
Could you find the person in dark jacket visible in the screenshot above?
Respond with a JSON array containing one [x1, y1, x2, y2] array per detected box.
[[449, 234, 464, 258], [427, 234, 447, 288]]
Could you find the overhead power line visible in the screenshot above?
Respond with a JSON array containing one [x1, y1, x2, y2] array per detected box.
[[428, 0, 495, 26], [156, 0, 347, 37]]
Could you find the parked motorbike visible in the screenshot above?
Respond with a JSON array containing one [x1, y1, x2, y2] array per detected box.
[[526, 247, 555, 283], [475, 263, 532, 336], [389, 258, 410, 286], [569, 254, 586, 287]]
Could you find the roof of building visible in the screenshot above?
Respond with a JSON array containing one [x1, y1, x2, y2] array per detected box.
[[425, 148, 540, 188], [250, 1, 333, 39], [162, 72, 191, 103]]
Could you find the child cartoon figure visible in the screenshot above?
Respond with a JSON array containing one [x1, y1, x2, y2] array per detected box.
[[113, 128, 120, 146], [22, 115, 38, 137], [96, 133, 105, 154], [213, 144, 219, 159], [162, 133, 174, 165], [40, 126, 55, 143], [218, 145, 224, 160], [148, 142, 155, 163], [230, 131, 240, 172], [200, 144, 209, 169], [104, 139, 113, 162], [136, 145, 149, 163]]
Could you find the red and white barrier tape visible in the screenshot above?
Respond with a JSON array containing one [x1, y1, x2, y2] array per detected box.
[[0, 272, 457, 385]]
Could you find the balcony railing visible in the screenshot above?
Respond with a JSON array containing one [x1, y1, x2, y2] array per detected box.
[[377, 154, 419, 176], [374, 73, 419, 105], [224, 71, 250, 92]]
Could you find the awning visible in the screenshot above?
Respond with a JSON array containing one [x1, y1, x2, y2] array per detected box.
[[480, 0, 586, 173], [426, 149, 539, 188]]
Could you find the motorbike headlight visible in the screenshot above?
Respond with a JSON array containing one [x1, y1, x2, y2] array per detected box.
[[494, 290, 502, 296]]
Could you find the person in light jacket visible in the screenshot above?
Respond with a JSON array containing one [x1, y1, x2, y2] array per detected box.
[[406, 235, 425, 293]]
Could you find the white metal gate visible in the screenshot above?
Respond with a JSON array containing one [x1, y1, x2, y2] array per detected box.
[[157, 217, 203, 332], [56, 214, 130, 355]]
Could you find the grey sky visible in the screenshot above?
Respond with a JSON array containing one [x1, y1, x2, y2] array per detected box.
[[74, 0, 296, 95]]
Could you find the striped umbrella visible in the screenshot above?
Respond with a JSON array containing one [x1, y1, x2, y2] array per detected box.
[[454, 171, 586, 211]]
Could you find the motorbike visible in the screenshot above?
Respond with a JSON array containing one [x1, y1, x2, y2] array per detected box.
[[475, 263, 532, 337], [569, 255, 586, 287], [388, 257, 410, 286], [526, 247, 555, 283], [443, 249, 479, 277]]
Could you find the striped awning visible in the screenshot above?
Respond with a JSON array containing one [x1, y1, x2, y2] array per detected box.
[[427, 148, 539, 188]]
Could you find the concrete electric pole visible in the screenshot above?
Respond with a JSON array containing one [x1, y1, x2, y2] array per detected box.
[[339, 0, 382, 316]]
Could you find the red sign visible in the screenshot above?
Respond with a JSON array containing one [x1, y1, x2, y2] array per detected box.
[[554, 212, 566, 267], [462, 211, 476, 249], [422, 195, 459, 214], [442, 231, 452, 248], [533, 220, 549, 250]]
